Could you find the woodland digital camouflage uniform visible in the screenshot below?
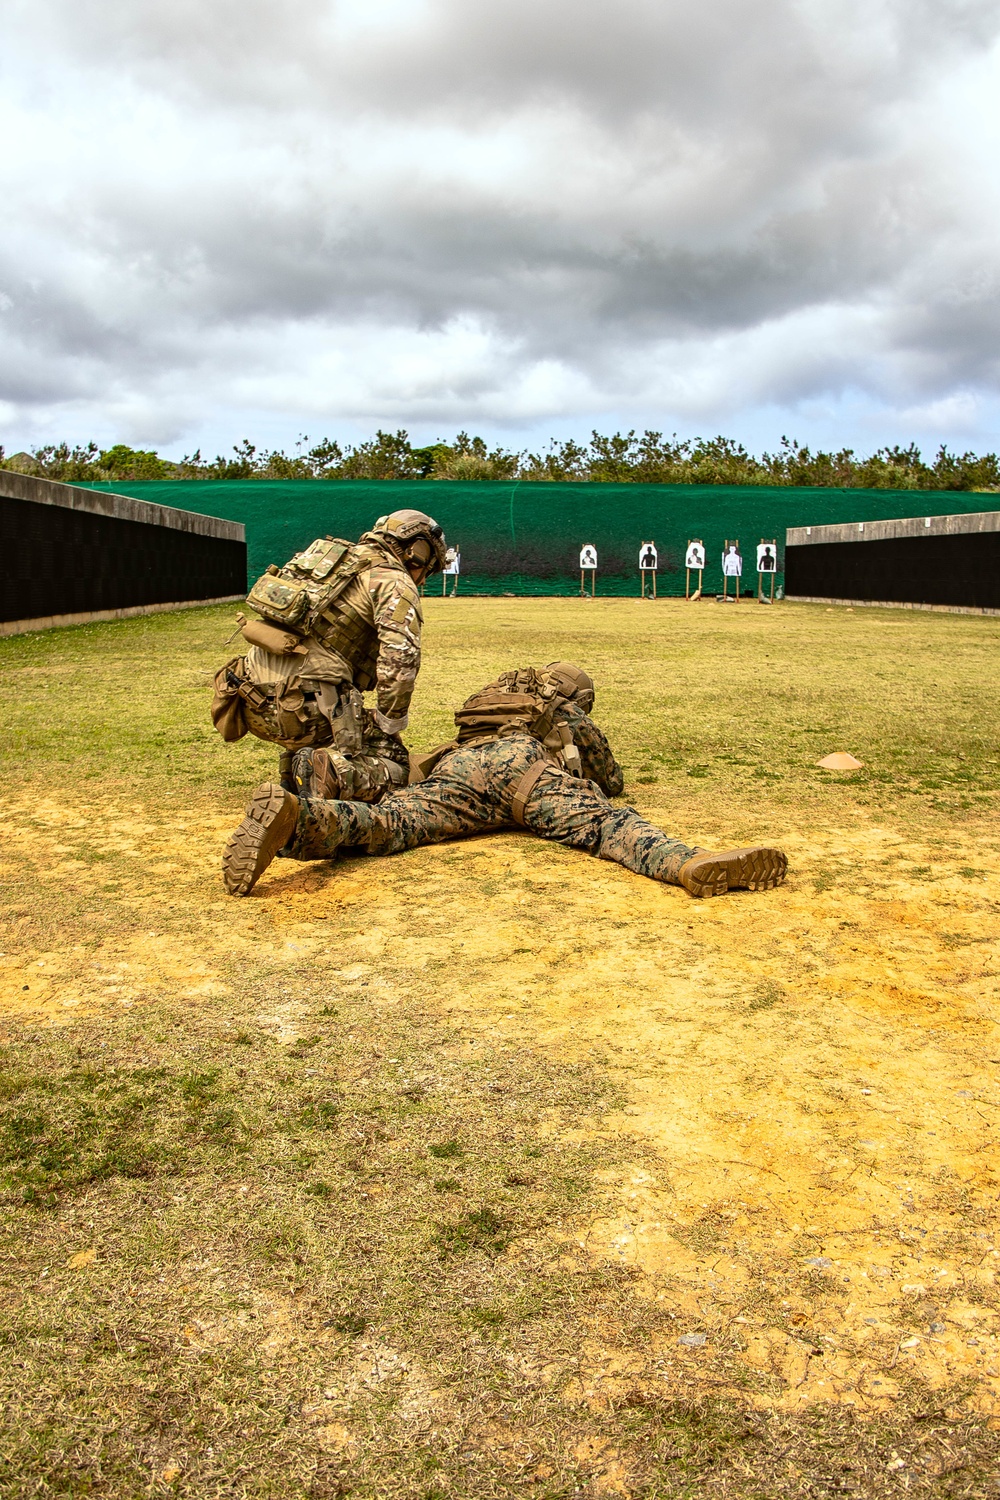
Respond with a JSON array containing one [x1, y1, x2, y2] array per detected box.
[[285, 700, 700, 884]]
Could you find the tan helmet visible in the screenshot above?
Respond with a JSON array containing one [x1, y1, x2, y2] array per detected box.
[[369, 509, 448, 575], [543, 661, 595, 712]]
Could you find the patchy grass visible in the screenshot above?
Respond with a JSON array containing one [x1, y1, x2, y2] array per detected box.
[[1, 597, 1000, 1496]]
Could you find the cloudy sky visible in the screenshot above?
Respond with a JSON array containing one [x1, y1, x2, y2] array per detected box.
[[2, 0, 1000, 458]]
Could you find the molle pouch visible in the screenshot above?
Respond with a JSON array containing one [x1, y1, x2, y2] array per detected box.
[[239, 617, 307, 655], [246, 566, 311, 629], [288, 537, 350, 581], [275, 685, 309, 739]]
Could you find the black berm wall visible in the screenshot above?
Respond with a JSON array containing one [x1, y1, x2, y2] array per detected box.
[[1, 472, 246, 631]]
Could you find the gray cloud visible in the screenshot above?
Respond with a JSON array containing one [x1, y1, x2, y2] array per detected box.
[[1, 0, 999, 450]]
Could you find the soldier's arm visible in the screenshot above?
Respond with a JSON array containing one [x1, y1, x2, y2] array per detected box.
[[562, 704, 625, 797], [369, 568, 423, 733]]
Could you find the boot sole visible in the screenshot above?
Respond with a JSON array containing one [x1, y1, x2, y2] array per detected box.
[[223, 783, 299, 897], [681, 847, 788, 898]]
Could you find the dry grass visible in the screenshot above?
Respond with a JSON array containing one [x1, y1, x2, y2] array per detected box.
[[1, 596, 999, 1498]]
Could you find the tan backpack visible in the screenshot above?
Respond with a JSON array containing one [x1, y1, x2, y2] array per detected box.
[[452, 668, 583, 774]]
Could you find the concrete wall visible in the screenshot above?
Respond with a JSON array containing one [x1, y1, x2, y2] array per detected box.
[[784, 508, 1000, 613], [1, 470, 247, 635]]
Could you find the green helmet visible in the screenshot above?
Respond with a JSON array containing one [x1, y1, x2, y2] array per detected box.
[[370, 509, 448, 575], [543, 661, 595, 712]]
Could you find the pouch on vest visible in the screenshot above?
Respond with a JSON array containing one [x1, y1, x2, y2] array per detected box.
[[287, 536, 350, 582], [247, 538, 376, 640], [246, 567, 311, 629], [240, 617, 309, 655]]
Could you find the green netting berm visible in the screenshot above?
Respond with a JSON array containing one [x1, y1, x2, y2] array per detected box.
[[80, 479, 994, 597]]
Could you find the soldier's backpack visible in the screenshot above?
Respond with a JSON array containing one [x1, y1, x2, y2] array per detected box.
[[245, 537, 373, 636], [452, 668, 583, 775]]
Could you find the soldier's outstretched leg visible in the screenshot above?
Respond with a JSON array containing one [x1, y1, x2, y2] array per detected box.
[[519, 765, 787, 895]]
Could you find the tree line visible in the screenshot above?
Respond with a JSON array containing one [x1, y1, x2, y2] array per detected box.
[[3, 429, 998, 490]]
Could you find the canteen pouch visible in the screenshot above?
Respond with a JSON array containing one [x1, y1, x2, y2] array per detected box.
[[239, 617, 308, 655]]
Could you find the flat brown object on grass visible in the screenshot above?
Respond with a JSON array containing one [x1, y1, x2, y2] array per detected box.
[[818, 751, 864, 769], [1, 596, 999, 1497]]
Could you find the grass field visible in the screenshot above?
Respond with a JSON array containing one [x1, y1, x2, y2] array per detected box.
[[2, 596, 999, 1498]]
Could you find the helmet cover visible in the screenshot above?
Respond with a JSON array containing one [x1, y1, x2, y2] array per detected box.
[[543, 661, 595, 710], [370, 510, 448, 575]]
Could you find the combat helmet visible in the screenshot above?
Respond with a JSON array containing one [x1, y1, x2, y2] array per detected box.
[[369, 510, 448, 576], [543, 661, 595, 713]]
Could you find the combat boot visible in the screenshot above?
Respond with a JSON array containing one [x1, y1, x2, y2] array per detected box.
[[292, 747, 343, 799], [677, 846, 787, 898], [223, 783, 299, 896]]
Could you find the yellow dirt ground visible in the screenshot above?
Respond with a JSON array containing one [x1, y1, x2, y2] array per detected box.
[[2, 596, 999, 1436]]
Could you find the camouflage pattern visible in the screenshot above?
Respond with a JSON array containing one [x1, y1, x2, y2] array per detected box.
[[305, 716, 410, 803], [243, 537, 422, 733], [287, 730, 698, 886], [557, 701, 624, 796]]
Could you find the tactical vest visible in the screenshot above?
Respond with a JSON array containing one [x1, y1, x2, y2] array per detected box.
[[245, 537, 402, 691]]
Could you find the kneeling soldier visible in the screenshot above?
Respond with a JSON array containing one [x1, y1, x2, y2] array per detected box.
[[222, 662, 788, 899], [211, 509, 447, 800]]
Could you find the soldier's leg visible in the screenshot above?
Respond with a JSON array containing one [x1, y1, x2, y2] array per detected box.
[[520, 767, 698, 881], [520, 768, 787, 894], [288, 740, 541, 860]]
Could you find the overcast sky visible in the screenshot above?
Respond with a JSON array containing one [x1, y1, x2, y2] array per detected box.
[[2, 0, 1000, 458]]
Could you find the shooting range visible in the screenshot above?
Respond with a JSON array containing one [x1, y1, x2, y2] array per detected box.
[[4, 470, 1000, 1492], [68, 477, 1000, 601], [638, 540, 658, 597]]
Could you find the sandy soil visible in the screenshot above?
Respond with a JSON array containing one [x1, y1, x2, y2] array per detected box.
[[4, 780, 998, 1423]]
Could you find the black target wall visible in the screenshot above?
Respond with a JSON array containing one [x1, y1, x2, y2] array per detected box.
[[1, 471, 246, 634], [784, 509, 1000, 613]]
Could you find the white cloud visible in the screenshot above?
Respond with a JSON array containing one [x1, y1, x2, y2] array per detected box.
[[1, 0, 999, 453]]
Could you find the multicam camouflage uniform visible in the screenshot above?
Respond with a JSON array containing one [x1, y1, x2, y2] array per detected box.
[[285, 699, 700, 884], [213, 514, 443, 801]]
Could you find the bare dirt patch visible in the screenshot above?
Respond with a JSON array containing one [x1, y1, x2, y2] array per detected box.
[[2, 598, 999, 1495]]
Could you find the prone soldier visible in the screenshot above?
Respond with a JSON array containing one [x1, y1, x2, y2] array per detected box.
[[211, 509, 447, 801], [222, 661, 788, 900]]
